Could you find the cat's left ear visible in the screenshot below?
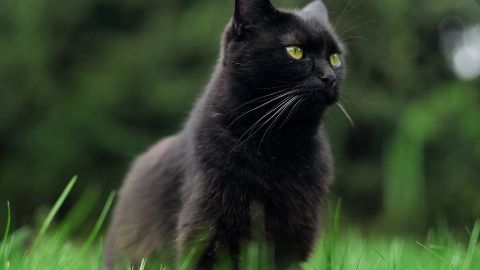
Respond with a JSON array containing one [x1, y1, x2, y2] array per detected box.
[[301, 0, 330, 24], [234, 0, 277, 35]]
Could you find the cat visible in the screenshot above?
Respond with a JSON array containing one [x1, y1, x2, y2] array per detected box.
[[104, 0, 345, 269]]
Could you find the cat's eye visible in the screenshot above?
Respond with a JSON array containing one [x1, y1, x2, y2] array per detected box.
[[329, 53, 342, 68], [286, 46, 304, 60]]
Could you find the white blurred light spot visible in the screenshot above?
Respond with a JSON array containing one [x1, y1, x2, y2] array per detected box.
[[451, 25, 480, 80]]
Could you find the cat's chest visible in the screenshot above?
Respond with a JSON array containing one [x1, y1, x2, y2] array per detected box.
[[198, 132, 326, 189], [224, 150, 320, 187]]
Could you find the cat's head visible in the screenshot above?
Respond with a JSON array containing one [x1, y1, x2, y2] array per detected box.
[[222, 0, 345, 111]]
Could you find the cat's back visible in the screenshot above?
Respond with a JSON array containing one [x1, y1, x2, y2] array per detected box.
[[105, 135, 185, 269], [119, 136, 185, 199]]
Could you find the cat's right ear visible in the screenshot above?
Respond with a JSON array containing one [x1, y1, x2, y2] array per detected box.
[[301, 0, 329, 25], [233, 0, 277, 36]]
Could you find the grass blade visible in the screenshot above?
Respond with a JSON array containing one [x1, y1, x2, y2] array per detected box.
[[57, 187, 100, 240], [326, 199, 342, 270], [0, 201, 11, 257], [462, 221, 480, 270], [179, 247, 197, 270], [138, 258, 147, 270], [416, 241, 450, 266], [33, 176, 78, 247], [369, 246, 388, 264], [78, 191, 116, 257]]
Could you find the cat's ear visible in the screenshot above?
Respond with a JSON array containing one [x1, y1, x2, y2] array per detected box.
[[234, 0, 277, 33], [301, 0, 330, 24]]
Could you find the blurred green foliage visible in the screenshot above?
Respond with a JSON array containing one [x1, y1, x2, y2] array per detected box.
[[0, 0, 479, 231]]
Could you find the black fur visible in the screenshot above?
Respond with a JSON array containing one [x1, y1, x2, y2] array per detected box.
[[105, 0, 345, 269]]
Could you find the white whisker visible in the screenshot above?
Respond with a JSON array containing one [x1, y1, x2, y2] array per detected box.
[[279, 97, 304, 129], [226, 97, 293, 160], [258, 96, 298, 151], [337, 102, 355, 127]]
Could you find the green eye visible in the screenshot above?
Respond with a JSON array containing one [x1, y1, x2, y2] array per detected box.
[[329, 53, 342, 68], [286, 46, 304, 60]]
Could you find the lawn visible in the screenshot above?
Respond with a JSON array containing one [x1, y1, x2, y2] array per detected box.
[[1, 177, 479, 270]]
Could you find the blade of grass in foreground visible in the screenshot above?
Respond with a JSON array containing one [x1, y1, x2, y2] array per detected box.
[[462, 221, 480, 270], [78, 191, 116, 257], [138, 258, 147, 270], [32, 176, 77, 248], [179, 247, 197, 270], [57, 187, 100, 240], [0, 201, 11, 257], [325, 199, 342, 270]]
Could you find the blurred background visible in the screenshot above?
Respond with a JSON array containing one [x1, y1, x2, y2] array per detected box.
[[0, 0, 479, 235]]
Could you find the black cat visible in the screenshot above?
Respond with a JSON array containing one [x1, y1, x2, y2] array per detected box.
[[105, 0, 346, 269]]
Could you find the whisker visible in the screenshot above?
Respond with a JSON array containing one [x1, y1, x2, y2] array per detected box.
[[255, 84, 297, 90], [225, 89, 301, 133], [230, 87, 296, 113], [207, 90, 301, 153], [341, 35, 368, 41], [339, 18, 378, 36], [269, 78, 304, 84], [341, 92, 387, 106], [242, 98, 292, 142], [226, 97, 293, 160], [258, 96, 298, 150], [337, 102, 355, 127], [210, 90, 298, 151], [339, 15, 368, 30], [340, 95, 351, 103], [334, 0, 358, 30], [278, 96, 304, 129]]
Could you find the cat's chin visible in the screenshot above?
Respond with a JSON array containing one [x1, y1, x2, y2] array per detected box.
[[302, 86, 339, 107], [324, 87, 339, 106]]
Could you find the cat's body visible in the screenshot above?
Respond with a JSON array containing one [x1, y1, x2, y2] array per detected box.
[[105, 0, 345, 269]]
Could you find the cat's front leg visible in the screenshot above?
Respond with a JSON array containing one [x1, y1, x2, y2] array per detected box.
[[177, 185, 251, 270], [264, 201, 321, 270]]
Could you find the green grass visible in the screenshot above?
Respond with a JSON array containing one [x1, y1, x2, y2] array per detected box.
[[1, 178, 479, 270]]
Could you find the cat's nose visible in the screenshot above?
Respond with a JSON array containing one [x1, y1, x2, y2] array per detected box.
[[315, 60, 337, 88], [320, 74, 337, 89]]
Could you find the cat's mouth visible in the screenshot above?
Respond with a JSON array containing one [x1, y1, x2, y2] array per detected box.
[[298, 81, 340, 106]]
